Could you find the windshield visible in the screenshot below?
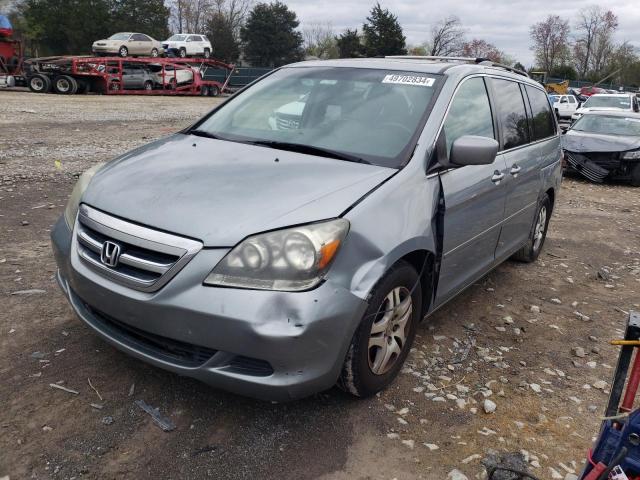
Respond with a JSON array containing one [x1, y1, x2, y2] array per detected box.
[[583, 96, 631, 109], [109, 33, 131, 41], [168, 34, 187, 41], [572, 115, 640, 136], [193, 67, 441, 168]]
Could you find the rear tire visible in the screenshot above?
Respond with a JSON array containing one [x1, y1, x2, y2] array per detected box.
[[208, 85, 219, 97], [339, 260, 422, 397], [28, 74, 51, 93], [150, 48, 159, 57], [53, 75, 78, 94], [631, 163, 640, 187], [200, 86, 209, 96], [511, 194, 551, 263]]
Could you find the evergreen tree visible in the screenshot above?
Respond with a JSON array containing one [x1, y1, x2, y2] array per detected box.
[[362, 3, 406, 56], [206, 13, 240, 63], [336, 29, 364, 58], [110, 0, 170, 41], [240, 1, 303, 67]]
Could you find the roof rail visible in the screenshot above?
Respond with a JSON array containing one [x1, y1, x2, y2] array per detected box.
[[385, 55, 530, 78]]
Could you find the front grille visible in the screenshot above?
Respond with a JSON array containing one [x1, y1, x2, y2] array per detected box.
[[75, 204, 202, 292], [566, 152, 610, 182], [275, 113, 300, 130], [86, 303, 217, 367], [226, 356, 274, 376], [581, 151, 621, 170]]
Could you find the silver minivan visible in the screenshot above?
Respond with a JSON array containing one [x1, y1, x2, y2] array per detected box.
[[51, 57, 562, 401]]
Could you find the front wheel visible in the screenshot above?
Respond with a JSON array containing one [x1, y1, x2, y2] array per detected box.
[[179, 48, 187, 58], [150, 48, 159, 57], [118, 46, 128, 57], [511, 194, 551, 262], [339, 260, 422, 397]]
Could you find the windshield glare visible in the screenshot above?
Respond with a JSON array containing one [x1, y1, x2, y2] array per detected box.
[[572, 115, 640, 136], [169, 34, 186, 41], [194, 67, 440, 168], [584, 96, 631, 109], [109, 33, 131, 40]]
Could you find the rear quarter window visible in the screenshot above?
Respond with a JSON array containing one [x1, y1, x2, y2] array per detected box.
[[525, 85, 556, 140]]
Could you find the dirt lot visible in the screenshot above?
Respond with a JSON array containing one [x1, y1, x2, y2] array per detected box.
[[1, 90, 639, 480]]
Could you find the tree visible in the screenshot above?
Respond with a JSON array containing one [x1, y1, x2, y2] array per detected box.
[[240, 1, 303, 67], [303, 22, 338, 59], [461, 39, 507, 63], [428, 16, 464, 56], [110, 0, 170, 40], [530, 15, 570, 73], [362, 2, 406, 56], [513, 61, 527, 72], [335, 29, 364, 58], [574, 6, 618, 79], [206, 12, 239, 62], [407, 44, 427, 56]]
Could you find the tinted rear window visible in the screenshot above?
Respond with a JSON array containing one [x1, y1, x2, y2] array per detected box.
[[525, 85, 556, 141], [490, 79, 529, 150]]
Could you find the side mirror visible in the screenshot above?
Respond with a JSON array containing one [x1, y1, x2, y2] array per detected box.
[[450, 136, 499, 167]]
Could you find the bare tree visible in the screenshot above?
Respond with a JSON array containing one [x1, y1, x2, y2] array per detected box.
[[303, 22, 337, 59], [428, 16, 465, 56], [574, 6, 618, 79], [461, 38, 507, 63], [169, 0, 252, 34], [530, 15, 570, 72], [212, 0, 252, 37]]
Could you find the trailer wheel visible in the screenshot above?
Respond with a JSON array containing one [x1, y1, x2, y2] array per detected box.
[[208, 85, 220, 97], [203, 48, 211, 59], [109, 80, 121, 91], [28, 74, 51, 93], [119, 46, 128, 57], [143, 80, 153, 91], [200, 86, 209, 96], [179, 48, 187, 58], [53, 75, 78, 94], [76, 78, 89, 94]]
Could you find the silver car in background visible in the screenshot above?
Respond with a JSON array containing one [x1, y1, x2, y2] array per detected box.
[[51, 57, 562, 401]]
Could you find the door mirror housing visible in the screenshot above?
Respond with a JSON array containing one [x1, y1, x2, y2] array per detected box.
[[450, 136, 499, 167]]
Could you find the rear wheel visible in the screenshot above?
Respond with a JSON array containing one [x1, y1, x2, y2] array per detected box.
[[28, 74, 51, 93], [208, 85, 219, 97], [53, 75, 78, 94], [143, 80, 153, 91], [631, 163, 640, 187], [339, 260, 422, 397], [200, 86, 209, 96], [150, 48, 159, 58], [511, 194, 551, 262], [108, 80, 121, 92]]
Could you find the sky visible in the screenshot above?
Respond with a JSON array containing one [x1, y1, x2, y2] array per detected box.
[[283, 0, 640, 67]]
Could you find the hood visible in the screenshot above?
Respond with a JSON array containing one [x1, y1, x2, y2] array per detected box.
[[83, 134, 395, 246], [563, 130, 640, 153], [576, 107, 629, 114]]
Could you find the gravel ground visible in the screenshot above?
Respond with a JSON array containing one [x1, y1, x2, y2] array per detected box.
[[1, 90, 640, 479]]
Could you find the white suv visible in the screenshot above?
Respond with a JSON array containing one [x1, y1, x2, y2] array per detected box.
[[162, 34, 212, 58]]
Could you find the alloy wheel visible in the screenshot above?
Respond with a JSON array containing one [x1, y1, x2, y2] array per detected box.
[[368, 286, 412, 375], [533, 206, 547, 251]]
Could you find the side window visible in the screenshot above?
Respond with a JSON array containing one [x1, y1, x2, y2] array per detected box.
[[560, 96, 568, 103], [569, 96, 577, 104], [525, 85, 556, 141], [442, 77, 495, 156], [490, 79, 529, 150]]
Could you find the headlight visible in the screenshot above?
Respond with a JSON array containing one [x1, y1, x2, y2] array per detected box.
[[622, 150, 640, 160], [204, 219, 349, 291], [63, 163, 104, 228]]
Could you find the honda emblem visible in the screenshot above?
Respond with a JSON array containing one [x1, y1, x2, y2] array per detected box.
[[100, 241, 121, 267]]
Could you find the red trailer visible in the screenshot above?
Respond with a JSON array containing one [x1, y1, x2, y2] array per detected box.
[[22, 56, 235, 96], [0, 15, 24, 87]]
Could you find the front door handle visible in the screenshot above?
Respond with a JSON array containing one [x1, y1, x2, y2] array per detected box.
[[510, 164, 521, 176], [491, 171, 505, 184]]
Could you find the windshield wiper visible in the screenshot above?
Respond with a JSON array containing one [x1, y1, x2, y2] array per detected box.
[[247, 140, 370, 164], [189, 129, 225, 140]]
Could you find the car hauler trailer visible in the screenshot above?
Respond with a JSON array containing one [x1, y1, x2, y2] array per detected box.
[[22, 56, 235, 96], [0, 15, 24, 87]]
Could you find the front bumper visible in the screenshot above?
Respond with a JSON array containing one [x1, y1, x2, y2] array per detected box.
[[51, 216, 367, 401]]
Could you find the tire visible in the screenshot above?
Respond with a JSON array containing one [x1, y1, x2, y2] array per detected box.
[[179, 47, 187, 58], [150, 48, 159, 58], [200, 86, 209, 96], [208, 85, 219, 97], [119, 46, 128, 57], [28, 74, 51, 93], [108, 80, 121, 92], [511, 194, 551, 263], [339, 260, 422, 397], [143, 80, 153, 91], [76, 78, 89, 94], [631, 163, 640, 187], [203, 48, 211, 59], [53, 75, 78, 94]]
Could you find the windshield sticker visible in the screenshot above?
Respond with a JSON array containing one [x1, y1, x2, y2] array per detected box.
[[382, 74, 435, 87]]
